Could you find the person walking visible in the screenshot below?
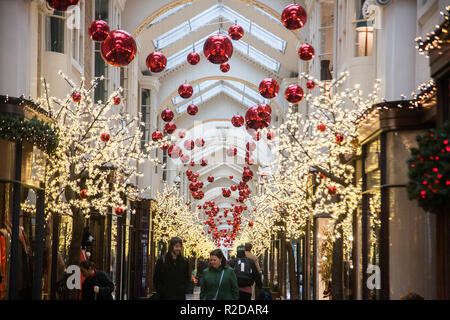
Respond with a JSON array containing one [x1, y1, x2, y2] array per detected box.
[[244, 242, 263, 299], [200, 249, 239, 300], [196, 256, 208, 286], [79, 260, 114, 300], [153, 237, 191, 300], [229, 245, 262, 300]]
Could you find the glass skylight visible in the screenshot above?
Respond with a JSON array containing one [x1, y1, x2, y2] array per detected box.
[[249, 5, 283, 26], [172, 80, 219, 105]]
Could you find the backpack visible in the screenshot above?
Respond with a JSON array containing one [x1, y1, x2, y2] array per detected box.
[[232, 258, 254, 287]]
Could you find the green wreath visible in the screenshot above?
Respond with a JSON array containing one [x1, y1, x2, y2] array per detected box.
[[0, 113, 59, 154], [407, 121, 450, 214]]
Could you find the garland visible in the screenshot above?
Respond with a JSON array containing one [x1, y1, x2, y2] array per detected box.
[[407, 121, 450, 214], [0, 113, 59, 154]]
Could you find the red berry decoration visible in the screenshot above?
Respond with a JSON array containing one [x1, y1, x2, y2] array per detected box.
[[187, 104, 198, 116], [203, 34, 233, 64], [168, 145, 182, 159], [178, 83, 193, 99], [152, 130, 163, 141], [80, 189, 88, 199], [88, 20, 110, 42], [298, 43, 315, 61], [231, 114, 244, 127], [46, 0, 79, 11], [71, 92, 81, 103], [184, 139, 195, 150], [101, 133, 110, 143], [113, 96, 121, 105], [187, 52, 200, 65], [335, 133, 344, 144], [208, 176, 215, 183], [181, 154, 190, 163], [281, 3, 307, 30], [285, 84, 304, 103], [328, 186, 337, 196], [259, 78, 279, 99], [161, 109, 174, 122], [164, 122, 177, 134], [306, 80, 316, 90], [146, 51, 167, 73], [195, 138, 205, 147], [317, 124, 326, 132], [100, 30, 137, 67], [228, 24, 244, 40], [115, 207, 125, 216], [220, 63, 230, 73]]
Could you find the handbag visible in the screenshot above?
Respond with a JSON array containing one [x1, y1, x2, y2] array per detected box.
[[213, 270, 225, 300]]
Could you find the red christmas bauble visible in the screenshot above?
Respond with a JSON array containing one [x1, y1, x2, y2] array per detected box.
[[80, 189, 88, 199], [168, 145, 182, 159], [259, 78, 279, 99], [151, 130, 163, 141], [267, 130, 275, 140], [164, 122, 177, 134], [257, 104, 271, 120], [231, 114, 244, 127], [187, 52, 200, 65], [245, 106, 270, 129], [187, 104, 198, 116], [88, 20, 110, 42], [186, 169, 193, 176], [178, 83, 193, 99], [115, 207, 125, 216], [246, 141, 256, 151], [328, 186, 337, 196], [113, 96, 121, 105], [161, 143, 169, 150], [220, 63, 230, 72], [281, 3, 307, 30], [248, 221, 254, 227], [306, 80, 316, 90], [229, 175, 234, 180], [335, 133, 344, 144], [178, 130, 186, 139], [227, 147, 237, 157], [252, 131, 261, 141], [184, 139, 195, 150], [317, 124, 326, 132], [222, 188, 231, 198], [190, 161, 195, 166], [246, 157, 255, 165], [298, 43, 315, 61], [195, 138, 205, 147], [146, 51, 167, 73], [203, 34, 233, 64], [46, 0, 79, 11], [285, 84, 304, 103], [71, 92, 81, 103], [207, 176, 215, 183], [161, 109, 174, 122], [100, 30, 137, 67], [181, 154, 190, 163], [228, 24, 244, 40], [200, 158, 208, 167], [101, 133, 110, 142]]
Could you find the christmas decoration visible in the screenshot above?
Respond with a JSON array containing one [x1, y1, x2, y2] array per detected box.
[[164, 122, 177, 134], [298, 43, 315, 61], [317, 124, 326, 132], [113, 96, 121, 105], [306, 80, 316, 90], [257, 104, 271, 120], [178, 83, 194, 99], [220, 63, 230, 72], [195, 138, 205, 147], [267, 130, 275, 140], [227, 147, 237, 157], [207, 176, 215, 183], [203, 34, 233, 64], [146, 51, 167, 73], [259, 78, 279, 99], [71, 92, 81, 103], [181, 154, 190, 163], [231, 114, 244, 127], [187, 104, 198, 116], [245, 106, 270, 130], [88, 20, 110, 42], [187, 51, 200, 65], [161, 109, 174, 122], [115, 207, 125, 216], [228, 24, 244, 40], [168, 145, 182, 159], [335, 133, 344, 144], [100, 30, 137, 67], [152, 130, 163, 141], [46, 0, 79, 11], [184, 139, 194, 150], [200, 158, 208, 167], [100, 133, 110, 143], [284, 84, 304, 103], [281, 3, 307, 30], [246, 141, 256, 151], [328, 186, 337, 196], [80, 189, 88, 199], [178, 130, 186, 139]]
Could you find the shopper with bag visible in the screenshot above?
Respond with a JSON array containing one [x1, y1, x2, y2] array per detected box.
[[229, 245, 262, 300], [200, 249, 239, 300], [79, 260, 114, 300]]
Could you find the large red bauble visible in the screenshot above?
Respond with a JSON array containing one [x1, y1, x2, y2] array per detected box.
[[195, 138, 205, 147], [281, 3, 307, 30], [246, 141, 256, 151], [187, 104, 198, 116], [100, 30, 137, 67], [298, 43, 315, 61], [164, 122, 177, 134], [187, 52, 200, 65], [207, 176, 215, 183], [101, 133, 110, 142], [245, 106, 269, 130], [220, 63, 230, 73], [227, 147, 237, 157], [178, 83, 193, 99], [203, 34, 233, 64], [181, 154, 190, 163], [306, 80, 316, 90], [231, 114, 244, 127], [146, 51, 167, 73], [46, 0, 79, 11], [161, 109, 174, 122], [184, 139, 194, 150], [228, 24, 244, 40], [257, 104, 271, 120], [168, 145, 182, 159], [71, 92, 81, 103], [259, 78, 279, 99], [285, 84, 304, 103], [151, 130, 163, 141], [88, 20, 110, 42]]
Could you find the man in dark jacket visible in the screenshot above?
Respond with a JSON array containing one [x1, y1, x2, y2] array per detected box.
[[229, 245, 262, 300], [153, 237, 190, 300], [79, 260, 114, 300], [196, 257, 208, 287]]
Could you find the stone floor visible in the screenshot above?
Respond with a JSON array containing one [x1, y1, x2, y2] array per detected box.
[[186, 286, 201, 300]]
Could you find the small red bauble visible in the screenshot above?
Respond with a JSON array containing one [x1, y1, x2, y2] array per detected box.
[[100, 30, 137, 67], [71, 92, 81, 103], [281, 3, 307, 30], [335, 133, 344, 144], [164, 122, 177, 134], [328, 186, 337, 196], [186, 169, 193, 176], [246, 141, 256, 151], [184, 139, 195, 150], [187, 104, 198, 116], [46, 0, 79, 11], [113, 96, 121, 105], [228, 24, 244, 40], [146, 51, 167, 73], [259, 78, 279, 99], [115, 207, 125, 216], [306, 80, 316, 90], [168, 145, 182, 159], [187, 52, 200, 65], [246, 157, 255, 165], [248, 221, 254, 227], [178, 130, 186, 139], [88, 20, 110, 42], [267, 130, 275, 140], [200, 158, 208, 167], [161, 143, 169, 150], [252, 131, 261, 141], [190, 161, 196, 167], [181, 154, 190, 163], [178, 83, 194, 99], [220, 63, 230, 72], [227, 147, 237, 157], [317, 124, 326, 132], [207, 176, 215, 183], [285, 84, 304, 103], [229, 175, 234, 179], [195, 138, 205, 147], [203, 34, 233, 64], [161, 109, 174, 122], [80, 189, 88, 199], [151, 130, 163, 141], [231, 114, 244, 127], [298, 43, 315, 61], [101, 133, 110, 142]]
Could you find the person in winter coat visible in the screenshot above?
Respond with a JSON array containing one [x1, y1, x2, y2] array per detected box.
[[79, 260, 114, 300], [229, 245, 262, 300], [153, 237, 191, 300], [196, 257, 208, 287], [200, 249, 239, 300]]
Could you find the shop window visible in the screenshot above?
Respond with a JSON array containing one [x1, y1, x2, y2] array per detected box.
[[94, 0, 109, 102], [319, 1, 334, 80], [140, 89, 151, 151], [45, 11, 65, 53], [70, 0, 84, 68], [354, 0, 374, 57]]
